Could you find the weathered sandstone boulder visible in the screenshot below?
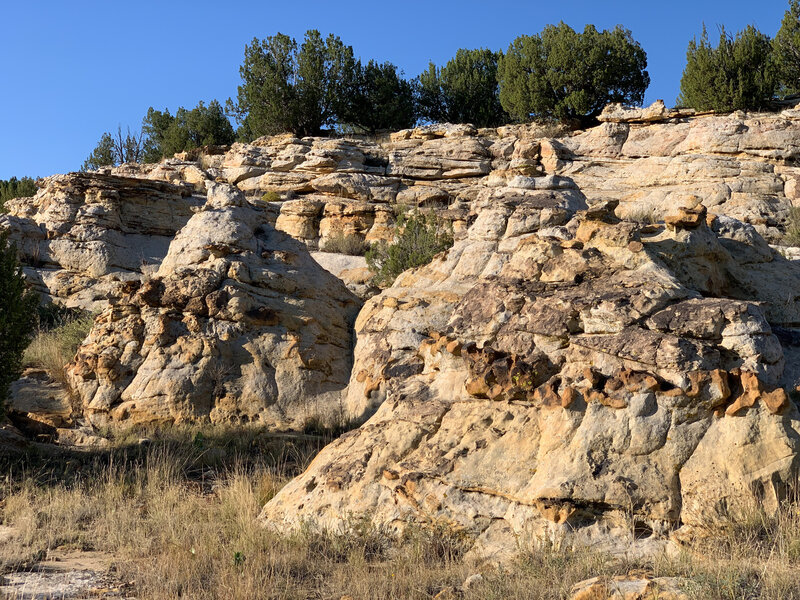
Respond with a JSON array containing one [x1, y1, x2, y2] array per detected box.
[[107, 160, 211, 192], [0, 172, 204, 311], [8, 370, 73, 428], [597, 100, 697, 124], [261, 198, 800, 560], [66, 183, 361, 428]]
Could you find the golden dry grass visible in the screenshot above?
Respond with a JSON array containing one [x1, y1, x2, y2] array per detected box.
[[1, 426, 800, 599], [22, 313, 94, 388], [784, 207, 800, 246]]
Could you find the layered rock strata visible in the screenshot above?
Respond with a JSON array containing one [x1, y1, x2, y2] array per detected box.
[[145, 105, 800, 246], [4, 102, 800, 448], [553, 101, 800, 241], [6, 105, 800, 312], [0, 172, 204, 311]]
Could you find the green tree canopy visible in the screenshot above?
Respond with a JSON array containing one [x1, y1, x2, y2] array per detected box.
[[774, 1, 800, 96], [228, 30, 358, 139], [142, 100, 235, 162], [417, 48, 508, 127], [0, 232, 39, 413], [0, 177, 37, 212], [82, 127, 146, 171], [83, 100, 234, 169], [498, 23, 650, 124], [677, 25, 777, 111], [339, 60, 416, 133]]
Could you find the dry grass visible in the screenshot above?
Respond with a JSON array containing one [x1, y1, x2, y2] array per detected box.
[[783, 207, 800, 246], [321, 229, 371, 256], [2, 428, 800, 599], [23, 313, 95, 387]]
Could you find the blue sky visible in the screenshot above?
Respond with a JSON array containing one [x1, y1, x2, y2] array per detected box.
[[0, 0, 790, 179]]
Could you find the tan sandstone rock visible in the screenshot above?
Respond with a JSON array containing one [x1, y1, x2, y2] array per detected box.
[[66, 183, 361, 428], [569, 575, 690, 600], [0, 172, 204, 311], [260, 193, 800, 561]]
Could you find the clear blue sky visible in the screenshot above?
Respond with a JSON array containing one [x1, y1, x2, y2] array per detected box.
[[0, 0, 789, 179]]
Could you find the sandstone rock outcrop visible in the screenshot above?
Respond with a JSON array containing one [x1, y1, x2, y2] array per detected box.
[[554, 104, 800, 241], [66, 183, 361, 427], [8, 104, 800, 314], [310, 252, 377, 300], [0, 172, 204, 311], [260, 197, 800, 559], [144, 103, 800, 248], [4, 101, 800, 497], [8, 370, 73, 428]]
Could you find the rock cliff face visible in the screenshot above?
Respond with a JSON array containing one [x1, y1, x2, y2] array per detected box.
[[4, 104, 800, 552], [261, 199, 800, 559], [6, 105, 800, 313], [552, 103, 800, 241], [123, 104, 800, 247], [0, 173, 203, 311], [65, 183, 360, 428]]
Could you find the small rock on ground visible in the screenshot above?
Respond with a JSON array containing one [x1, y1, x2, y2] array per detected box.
[[569, 575, 692, 600]]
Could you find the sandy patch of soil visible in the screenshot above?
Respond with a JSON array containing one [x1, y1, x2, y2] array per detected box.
[[0, 546, 132, 599]]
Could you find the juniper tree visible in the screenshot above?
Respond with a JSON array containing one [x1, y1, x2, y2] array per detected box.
[[142, 100, 235, 162], [0, 177, 37, 212], [0, 233, 38, 413], [82, 127, 146, 170], [228, 30, 358, 138], [417, 48, 508, 127], [498, 23, 649, 125], [774, 0, 800, 95], [339, 60, 416, 133], [678, 25, 776, 111]]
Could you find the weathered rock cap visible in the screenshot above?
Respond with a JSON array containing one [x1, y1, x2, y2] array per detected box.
[[664, 204, 707, 231], [584, 198, 620, 222], [598, 99, 699, 124], [390, 123, 478, 141]]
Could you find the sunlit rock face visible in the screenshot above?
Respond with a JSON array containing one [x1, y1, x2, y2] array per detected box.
[[66, 183, 361, 428], [261, 198, 800, 561]]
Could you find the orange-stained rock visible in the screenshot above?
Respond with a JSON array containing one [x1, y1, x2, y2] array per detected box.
[[627, 240, 644, 253], [726, 393, 758, 416], [533, 379, 561, 408], [446, 339, 463, 356], [560, 385, 577, 408], [763, 388, 790, 415], [465, 376, 490, 398], [664, 205, 707, 230], [583, 368, 601, 388], [569, 575, 690, 600]]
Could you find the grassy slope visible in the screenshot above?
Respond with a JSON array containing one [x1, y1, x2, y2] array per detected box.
[[1, 426, 800, 599]]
